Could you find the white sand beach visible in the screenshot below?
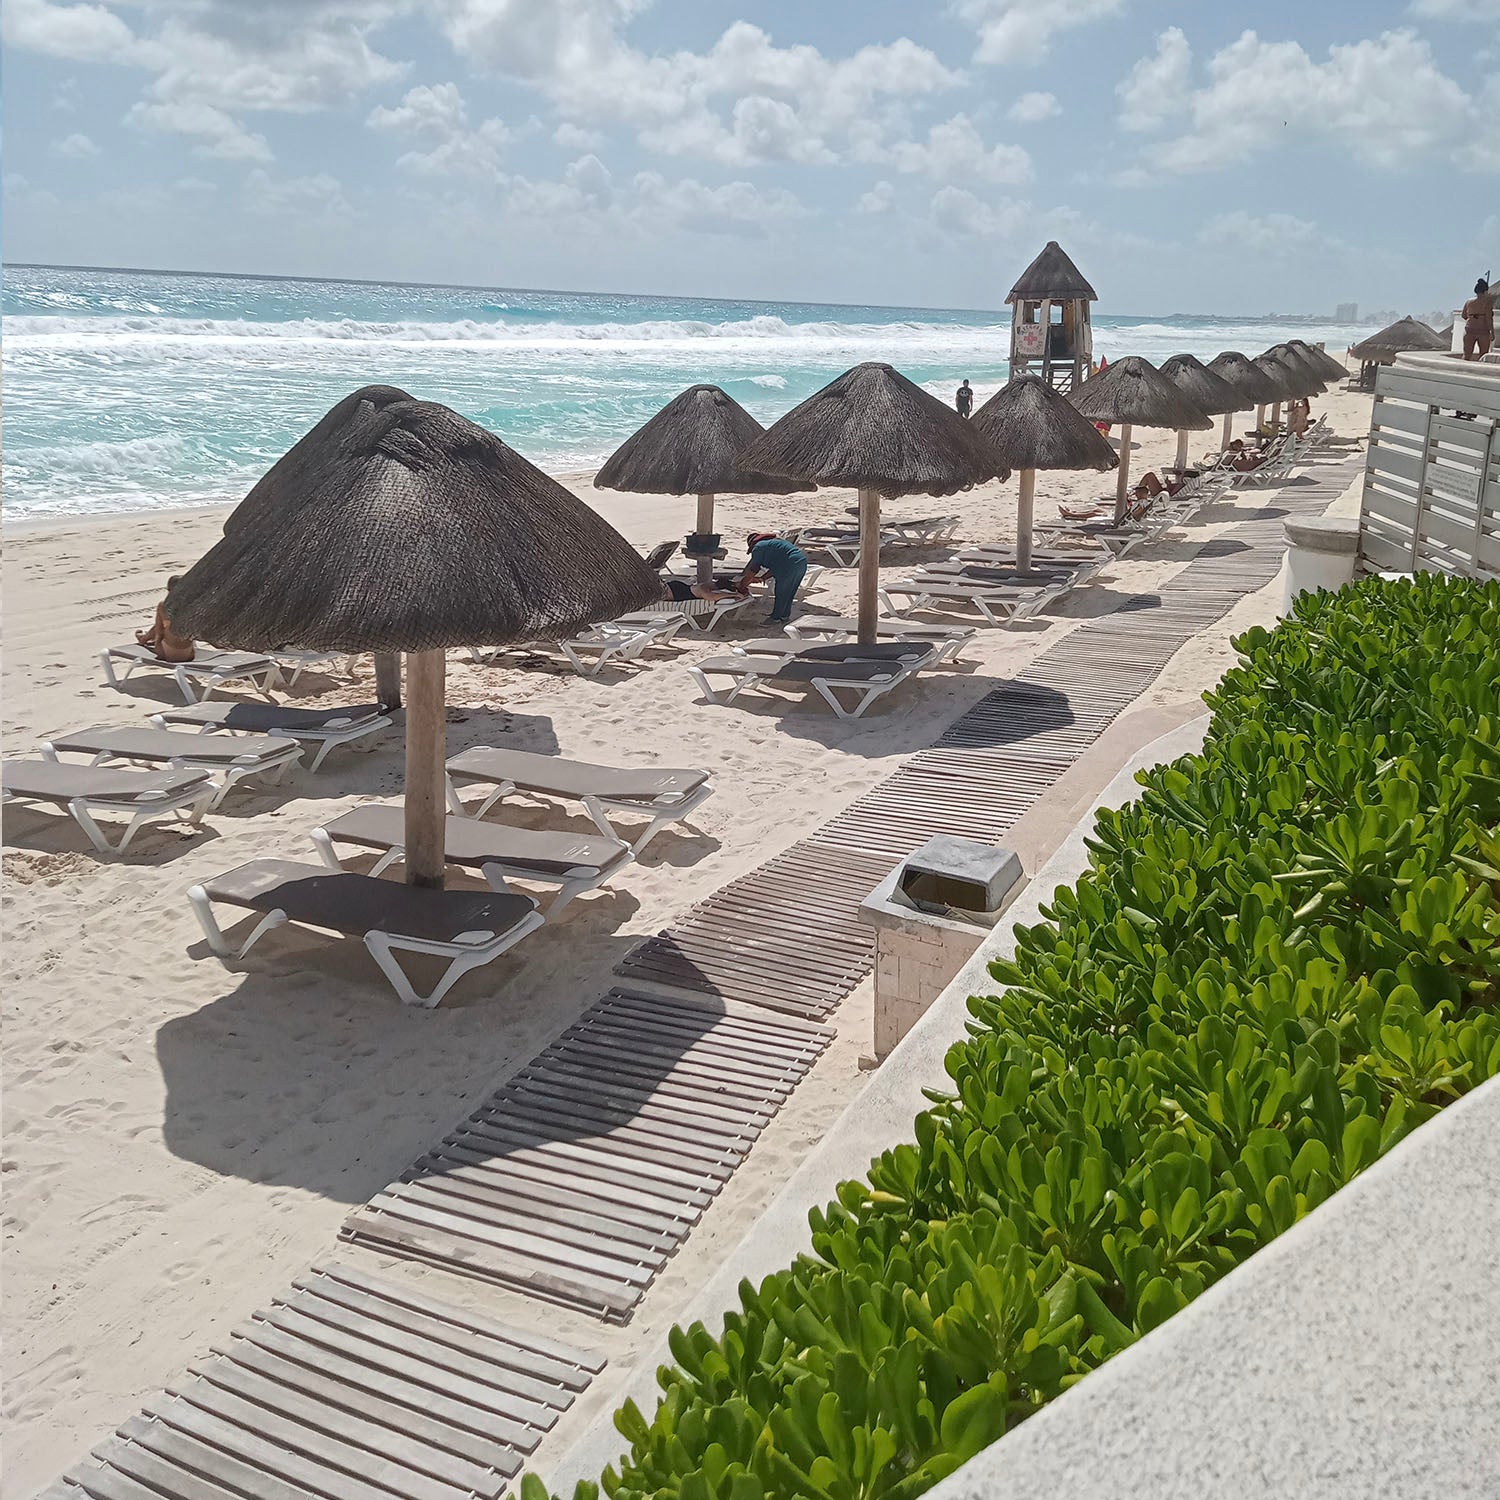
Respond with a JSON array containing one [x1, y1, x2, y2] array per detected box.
[[3, 390, 1371, 1494]]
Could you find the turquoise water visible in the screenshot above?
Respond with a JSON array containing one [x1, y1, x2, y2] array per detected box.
[[3, 264, 1361, 519]]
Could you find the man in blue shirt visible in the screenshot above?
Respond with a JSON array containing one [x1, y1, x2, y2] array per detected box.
[[739, 533, 809, 624]]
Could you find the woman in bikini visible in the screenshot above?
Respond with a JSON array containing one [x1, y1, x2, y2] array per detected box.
[[1462, 278, 1495, 361], [135, 573, 195, 662]]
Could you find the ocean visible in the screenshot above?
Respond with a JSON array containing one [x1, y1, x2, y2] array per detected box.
[[3, 264, 1363, 521]]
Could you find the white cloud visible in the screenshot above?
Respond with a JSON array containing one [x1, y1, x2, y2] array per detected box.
[[432, 6, 960, 168], [1008, 90, 1060, 122], [1198, 211, 1346, 259], [951, 0, 1128, 65], [368, 82, 510, 176], [857, 180, 897, 214], [631, 170, 806, 236], [1117, 27, 1191, 131], [3, 0, 138, 64], [1141, 29, 1485, 174], [51, 130, 100, 158], [1409, 0, 1500, 17], [245, 167, 353, 219], [508, 152, 617, 218], [553, 120, 603, 150], [929, 185, 1026, 237], [884, 113, 1031, 183], [127, 99, 274, 162]]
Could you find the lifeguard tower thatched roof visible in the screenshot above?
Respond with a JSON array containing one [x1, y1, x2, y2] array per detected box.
[[1005, 241, 1098, 305]]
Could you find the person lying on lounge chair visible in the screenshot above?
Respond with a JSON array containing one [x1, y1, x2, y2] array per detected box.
[[661, 576, 745, 604], [134, 574, 194, 663]]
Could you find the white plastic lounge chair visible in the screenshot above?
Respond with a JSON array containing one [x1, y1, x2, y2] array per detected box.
[[188, 857, 544, 1008], [39, 724, 302, 810], [99, 645, 280, 703], [633, 595, 755, 633], [782, 616, 978, 663], [310, 803, 633, 916], [149, 701, 391, 773], [729, 638, 941, 668], [915, 558, 1093, 588], [880, 514, 961, 546], [958, 542, 1111, 573], [445, 747, 712, 854], [2, 760, 214, 854], [689, 649, 927, 720], [468, 623, 659, 678], [797, 528, 865, 567], [879, 576, 1067, 626], [268, 649, 353, 688]]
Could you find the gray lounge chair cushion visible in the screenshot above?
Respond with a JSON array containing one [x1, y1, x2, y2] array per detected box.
[[789, 617, 974, 640], [46, 725, 294, 764], [157, 703, 385, 732], [921, 566, 1074, 586], [737, 640, 930, 664], [202, 858, 536, 942], [698, 656, 902, 684], [107, 645, 272, 671], [3, 760, 212, 803], [446, 747, 708, 801], [323, 805, 630, 875]]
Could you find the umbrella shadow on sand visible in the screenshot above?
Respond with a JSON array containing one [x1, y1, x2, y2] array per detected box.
[[156, 891, 725, 1201]]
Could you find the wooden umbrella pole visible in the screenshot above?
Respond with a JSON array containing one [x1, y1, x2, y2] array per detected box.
[[1255, 403, 1265, 435], [1114, 423, 1133, 524], [1221, 412, 1233, 452], [373, 652, 402, 709], [1174, 429, 1190, 473], [1270, 401, 1282, 434], [1016, 468, 1036, 575], [404, 647, 447, 889], [857, 486, 880, 644], [695, 492, 715, 588]]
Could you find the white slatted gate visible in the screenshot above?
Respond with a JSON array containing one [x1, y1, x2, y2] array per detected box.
[[1358, 355, 1500, 580]]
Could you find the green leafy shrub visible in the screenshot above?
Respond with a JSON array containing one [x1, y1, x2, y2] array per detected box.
[[541, 573, 1500, 1500]]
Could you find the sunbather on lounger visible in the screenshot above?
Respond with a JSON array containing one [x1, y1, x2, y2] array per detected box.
[[134, 574, 194, 663], [661, 576, 744, 604]]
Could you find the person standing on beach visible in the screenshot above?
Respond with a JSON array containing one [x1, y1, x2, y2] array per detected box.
[[739, 533, 808, 625], [1462, 277, 1495, 360], [955, 379, 973, 417]]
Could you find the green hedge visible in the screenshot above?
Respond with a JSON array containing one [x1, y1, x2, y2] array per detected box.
[[537, 573, 1500, 1500]]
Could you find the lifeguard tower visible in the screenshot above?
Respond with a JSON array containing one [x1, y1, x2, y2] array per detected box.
[[1006, 241, 1097, 392]]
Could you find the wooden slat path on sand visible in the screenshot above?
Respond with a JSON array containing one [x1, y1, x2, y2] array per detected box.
[[617, 462, 1358, 1010], [340, 988, 834, 1321], [39, 1262, 602, 1500]]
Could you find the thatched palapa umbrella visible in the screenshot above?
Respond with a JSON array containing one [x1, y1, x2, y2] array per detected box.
[[1259, 344, 1326, 431], [594, 384, 812, 586], [1205, 351, 1286, 450], [1069, 355, 1210, 522], [970, 374, 1117, 572], [1288, 339, 1348, 381], [1349, 317, 1448, 390], [170, 385, 662, 887], [1157, 354, 1242, 472], [1249, 351, 1306, 433], [738, 362, 1006, 642]]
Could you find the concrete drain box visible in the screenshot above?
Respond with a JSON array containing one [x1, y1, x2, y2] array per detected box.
[[860, 834, 1025, 1065]]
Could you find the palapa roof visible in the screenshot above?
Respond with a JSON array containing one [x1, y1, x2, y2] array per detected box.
[[969, 374, 1118, 472], [1069, 355, 1212, 430], [1207, 351, 1286, 405], [170, 384, 663, 653], [1249, 352, 1307, 401], [1258, 345, 1326, 398], [594, 383, 814, 496], [1349, 316, 1449, 365], [1287, 339, 1348, 380], [737, 361, 1008, 498], [1263, 343, 1329, 394], [1005, 241, 1098, 305], [1157, 354, 1244, 418]]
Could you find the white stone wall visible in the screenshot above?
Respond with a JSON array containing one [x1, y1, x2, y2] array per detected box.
[[873, 919, 986, 1060]]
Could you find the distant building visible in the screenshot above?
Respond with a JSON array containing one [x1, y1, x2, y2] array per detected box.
[[1335, 302, 1358, 322]]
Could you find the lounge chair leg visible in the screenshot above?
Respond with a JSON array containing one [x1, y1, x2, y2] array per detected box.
[[99, 652, 125, 689], [67, 798, 120, 854], [310, 826, 343, 872], [189, 887, 287, 961], [173, 665, 204, 703]]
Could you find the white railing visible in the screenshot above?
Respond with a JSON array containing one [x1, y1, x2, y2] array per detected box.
[[1357, 353, 1500, 580]]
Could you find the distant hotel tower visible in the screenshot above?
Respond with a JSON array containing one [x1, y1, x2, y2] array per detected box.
[[1007, 240, 1098, 392]]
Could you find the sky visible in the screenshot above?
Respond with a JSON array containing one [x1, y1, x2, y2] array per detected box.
[[4, 0, 1498, 314]]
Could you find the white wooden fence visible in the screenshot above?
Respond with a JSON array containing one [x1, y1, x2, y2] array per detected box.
[[1357, 353, 1500, 580]]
